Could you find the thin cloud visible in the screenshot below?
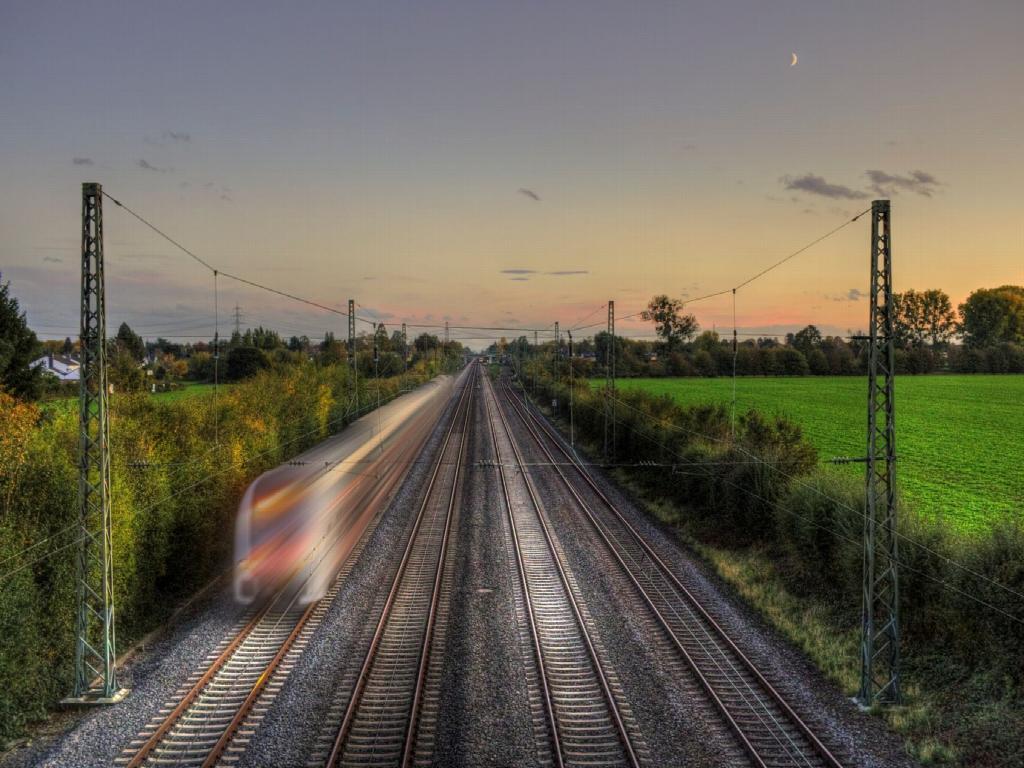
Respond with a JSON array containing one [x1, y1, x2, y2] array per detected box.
[[865, 169, 941, 197], [830, 288, 865, 302], [518, 188, 541, 201], [546, 270, 589, 276], [359, 307, 394, 321], [145, 131, 192, 146], [501, 269, 537, 275], [781, 173, 867, 200], [509, 277, 530, 282], [137, 158, 170, 173], [783, 169, 942, 202], [42, 256, 62, 264], [72, 157, 94, 166]]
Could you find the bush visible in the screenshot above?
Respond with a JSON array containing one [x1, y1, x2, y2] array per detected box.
[[226, 346, 269, 380], [0, 360, 437, 743], [522, 367, 1024, 766]]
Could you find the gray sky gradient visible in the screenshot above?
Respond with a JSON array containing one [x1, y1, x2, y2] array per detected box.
[[2, 1, 1022, 345]]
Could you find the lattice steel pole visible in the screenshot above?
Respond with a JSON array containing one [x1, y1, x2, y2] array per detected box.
[[533, 330, 538, 394], [348, 299, 357, 413], [552, 321, 561, 385], [858, 199, 901, 708], [65, 183, 126, 704], [604, 300, 615, 461], [567, 330, 575, 450], [401, 322, 408, 372]]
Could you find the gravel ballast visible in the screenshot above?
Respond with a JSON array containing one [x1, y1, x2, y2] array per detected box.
[[6, 367, 922, 768]]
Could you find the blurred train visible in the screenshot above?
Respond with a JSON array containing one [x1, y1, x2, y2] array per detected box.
[[234, 374, 457, 605]]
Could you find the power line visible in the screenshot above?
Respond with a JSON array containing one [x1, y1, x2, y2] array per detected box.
[[569, 303, 608, 331], [0, 363, 426, 586], [102, 191, 359, 323], [573, 207, 872, 335], [602, 391, 1024, 606], [103, 191, 562, 337], [542, 386, 1024, 625]]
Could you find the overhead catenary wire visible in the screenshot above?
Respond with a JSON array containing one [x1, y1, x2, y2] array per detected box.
[[102, 191, 371, 326], [542, 383, 1024, 626], [570, 303, 609, 332], [601, 391, 1024, 607], [106, 191, 562, 338], [0, 360, 426, 587], [572, 206, 873, 336]]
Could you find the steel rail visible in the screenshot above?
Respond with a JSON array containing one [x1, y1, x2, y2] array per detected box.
[[481, 381, 565, 768], [487, 376, 642, 768], [201, 602, 317, 768], [398, 373, 473, 766], [503, 382, 843, 768], [123, 382, 463, 768], [123, 605, 270, 768], [325, 367, 474, 767]]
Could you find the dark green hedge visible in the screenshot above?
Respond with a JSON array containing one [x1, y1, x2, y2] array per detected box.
[[0, 361, 437, 743], [526, 369, 1024, 763]]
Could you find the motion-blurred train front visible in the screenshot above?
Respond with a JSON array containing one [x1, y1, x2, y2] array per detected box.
[[234, 375, 455, 605]]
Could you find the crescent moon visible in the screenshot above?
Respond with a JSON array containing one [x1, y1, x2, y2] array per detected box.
[[791, 52, 798, 66]]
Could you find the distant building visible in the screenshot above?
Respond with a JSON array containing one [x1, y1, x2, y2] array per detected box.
[[31, 353, 81, 382]]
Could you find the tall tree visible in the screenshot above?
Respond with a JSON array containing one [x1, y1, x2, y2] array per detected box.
[[893, 289, 956, 348], [373, 323, 390, 352], [918, 289, 957, 346], [413, 333, 439, 354], [0, 278, 43, 400], [640, 295, 699, 351], [959, 286, 1024, 348], [786, 325, 823, 356], [114, 321, 146, 361]]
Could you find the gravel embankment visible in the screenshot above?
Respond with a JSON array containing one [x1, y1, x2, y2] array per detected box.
[[5, 367, 920, 768], [3, 580, 248, 768], [497, 383, 745, 768], [236, 375, 468, 767], [425, 380, 546, 767], [507, 385, 920, 768], [3, 376, 465, 768]]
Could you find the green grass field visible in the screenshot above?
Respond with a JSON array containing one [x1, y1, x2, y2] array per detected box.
[[606, 375, 1024, 531], [40, 382, 221, 414]]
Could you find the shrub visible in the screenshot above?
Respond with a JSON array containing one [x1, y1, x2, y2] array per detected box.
[[0, 360, 436, 743], [523, 367, 1024, 762]]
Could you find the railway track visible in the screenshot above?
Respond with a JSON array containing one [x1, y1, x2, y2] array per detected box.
[[499, 380, 844, 768], [119, 380, 465, 768], [321, 367, 475, 768], [119, 471, 404, 768], [483, 374, 646, 768]]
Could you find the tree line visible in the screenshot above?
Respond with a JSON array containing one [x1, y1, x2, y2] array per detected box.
[[0, 274, 465, 400], [488, 285, 1024, 378]]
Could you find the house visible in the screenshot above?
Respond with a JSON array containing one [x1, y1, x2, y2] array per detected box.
[[31, 353, 81, 382]]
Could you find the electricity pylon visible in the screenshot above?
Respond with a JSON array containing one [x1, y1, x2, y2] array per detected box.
[[858, 199, 902, 708], [348, 299, 357, 412], [64, 183, 127, 704], [604, 300, 615, 461]]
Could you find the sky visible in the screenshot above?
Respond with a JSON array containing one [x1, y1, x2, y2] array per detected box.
[[2, 0, 1023, 348]]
